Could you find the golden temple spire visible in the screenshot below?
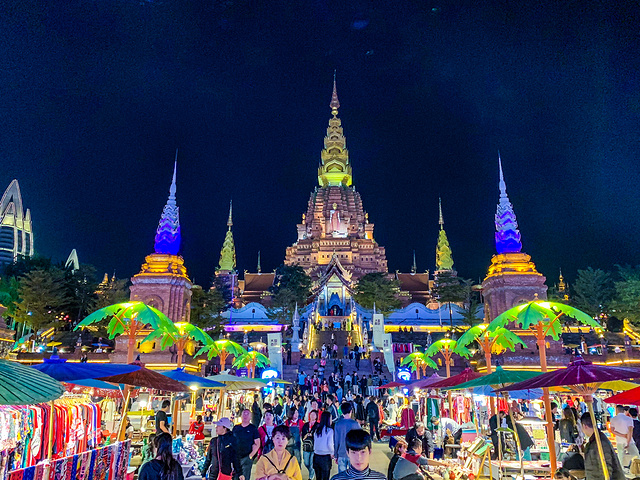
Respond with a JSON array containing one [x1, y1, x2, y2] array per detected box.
[[318, 74, 352, 187], [227, 199, 233, 230]]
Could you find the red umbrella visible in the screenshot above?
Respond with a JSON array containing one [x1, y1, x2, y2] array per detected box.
[[428, 368, 483, 389], [377, 381, 408, 389], [604, 386, 640, 405], [98, 358, 189, 441], [98, 359, 189, 392], [497, 357, 640, 480], [408, 373, 443, 390], [497, 358, 640, 394]]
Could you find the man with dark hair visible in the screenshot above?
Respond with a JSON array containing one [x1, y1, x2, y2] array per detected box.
[[233, 409, 261, 480], [629, 407, 640, 449], [326, 395, 339, 424], [580, 412, 625, 480], [366, 396, 381, 441], [405, 422, 434, 459], [611, 404, 639, 468], [252, 394, 262, 427], [155, 399, 171, 434], [330, 429, 386, 480], [334, 403, 360, 472]]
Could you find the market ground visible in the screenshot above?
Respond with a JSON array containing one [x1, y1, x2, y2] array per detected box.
[[251, 441, 393, 480]]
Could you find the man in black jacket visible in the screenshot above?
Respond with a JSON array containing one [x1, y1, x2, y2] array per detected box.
[[405, 422, 435, 459], [366, 396, 380, 441], [203, 418, 242, 480]]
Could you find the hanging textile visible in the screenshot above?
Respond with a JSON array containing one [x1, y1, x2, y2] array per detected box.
[[0, 398, 102, 476]]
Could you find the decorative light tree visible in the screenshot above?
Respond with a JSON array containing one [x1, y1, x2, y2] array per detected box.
[[233, 351, 271, 378], [456, 323, 526, 414], [401, 351, 437, 379], [426, 338, 470, 411], [491, 299, 601, 478], [197, 338, 247, 372], [142, 322, 212, 368], [75, 301, 170, 363]]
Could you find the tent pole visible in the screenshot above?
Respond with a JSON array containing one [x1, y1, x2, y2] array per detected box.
[[118, 388, 132, 442], [586, 396, 609, 480]]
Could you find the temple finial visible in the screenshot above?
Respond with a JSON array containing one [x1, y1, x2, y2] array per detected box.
[[494, 153, 523, 254], [154, 158, 181, 255], [435, 199, 454, 271], [219, 200, 236, 271], [330, 70, 340, 115], [257, 251, 262, 274], [411, 250, 417, 274], [318, 74, 351, 187]]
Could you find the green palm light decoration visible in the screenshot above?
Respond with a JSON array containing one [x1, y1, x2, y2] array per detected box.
[[457, 324, 526, 375], [197, 339, 247, 372], [490, 299, 601, 479], [425, 338, 470, 411], [75, 301, 171, 363], [143, 322, 212, 368], [233, 350, 270, 378], [401, 351, 437, 379]]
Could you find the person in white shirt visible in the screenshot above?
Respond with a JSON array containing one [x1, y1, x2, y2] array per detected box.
[[610, 404, 639, 468], [313, 411, 334, 480]]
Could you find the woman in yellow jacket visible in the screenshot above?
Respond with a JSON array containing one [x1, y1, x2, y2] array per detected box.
[[255, 425, 303, 480]]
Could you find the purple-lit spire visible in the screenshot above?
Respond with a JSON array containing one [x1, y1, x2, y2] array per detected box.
[[154, 153, 181, 255], [494, 154, 522, 254]]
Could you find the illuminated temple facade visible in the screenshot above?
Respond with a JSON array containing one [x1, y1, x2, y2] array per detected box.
[[283, 80, 388, 281]]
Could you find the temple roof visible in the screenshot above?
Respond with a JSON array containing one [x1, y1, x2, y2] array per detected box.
[[154, 158, 181, 255], [395, 273, 431, 293], [243, 272, 276, 292], [495, 155, 523, 254], [219, 200, 236, 271]]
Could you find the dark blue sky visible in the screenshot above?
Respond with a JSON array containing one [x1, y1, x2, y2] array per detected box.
[[2, 0, 639, 286]]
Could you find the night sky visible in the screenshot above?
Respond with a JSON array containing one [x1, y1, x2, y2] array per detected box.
[[2, 1, 639, 287]]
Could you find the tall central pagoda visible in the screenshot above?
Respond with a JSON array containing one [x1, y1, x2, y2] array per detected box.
[[284, 79, 387, 281]]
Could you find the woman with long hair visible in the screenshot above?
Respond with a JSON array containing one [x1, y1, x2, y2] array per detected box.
[[138, 433, 184, 480], [301, 410, 318, 480], [558, 406, 578, 444], [312, 411, 334, 480]]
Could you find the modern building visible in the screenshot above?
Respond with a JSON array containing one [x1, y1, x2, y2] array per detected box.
[[0, 180, 33, 266]]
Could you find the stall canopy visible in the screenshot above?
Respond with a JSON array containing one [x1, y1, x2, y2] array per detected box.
[[160, 368, 225, 389], [206, 373, 266, 390], [604, 385, 640, 404], [0, 359, 65, 405], [33, 351, 140, 382], [427, 368, 483, 389], [443, 366, 542, 391], [408, 373, 443, 390], [98, 359, 189, 392]]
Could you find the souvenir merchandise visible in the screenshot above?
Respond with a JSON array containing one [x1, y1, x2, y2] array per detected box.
[[172, 435, 206, 478], [4, 441, 129, 480]]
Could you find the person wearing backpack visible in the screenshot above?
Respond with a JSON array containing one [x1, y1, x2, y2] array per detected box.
[[255, 425, 303, 480], [301, 409, 318, 480], [259, 411, 277, 456]]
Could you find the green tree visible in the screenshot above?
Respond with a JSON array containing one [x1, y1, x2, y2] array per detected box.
[[573, 267, 614, 317], [190, 285, 228, 335], [14, 269, 70, 332], [432, 271, 469, 328], [0, 277, 20, 319], [2, 255, 54, 278], [95, 278, 130, 310], [458, 298, 483, 328], [353, 272, 401, 316], [268, 264, 312, 323], [62, 263, 99, 323], [611, 265, 640, 327]]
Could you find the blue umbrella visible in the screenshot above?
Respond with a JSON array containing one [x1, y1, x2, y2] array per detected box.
[[473, 384, 543, 400], [67, 378, 123, 390], [160, 368, 225, 389], [33, 353, 141, 382]]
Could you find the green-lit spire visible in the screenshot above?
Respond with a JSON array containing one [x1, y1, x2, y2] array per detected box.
[[218, 200, 236, 271], [435, 198, 454, 271]]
